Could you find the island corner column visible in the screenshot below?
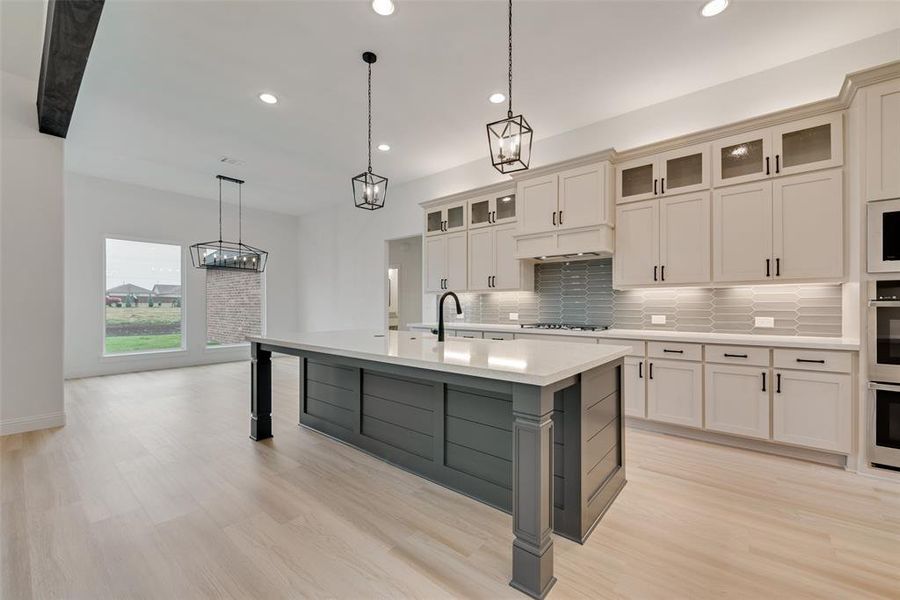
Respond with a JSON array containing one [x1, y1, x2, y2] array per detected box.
[[250, 341, 272, 440], [510, 382, 557, 599]]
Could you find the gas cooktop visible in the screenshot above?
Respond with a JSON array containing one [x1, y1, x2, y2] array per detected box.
[[519, 323, 609, 332]]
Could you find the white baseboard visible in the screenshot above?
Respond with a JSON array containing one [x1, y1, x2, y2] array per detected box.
[[0, 411, 66, 436]]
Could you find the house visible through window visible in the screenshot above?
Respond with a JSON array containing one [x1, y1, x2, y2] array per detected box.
[[206, 269, 263, 346], [105, 238, 183, 354]]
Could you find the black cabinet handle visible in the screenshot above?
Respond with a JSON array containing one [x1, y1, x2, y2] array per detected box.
[[558, 210, 563, 224], [491, 337, 505, 341], [775, 155, 780, 174], [487, 276, 492, 288], [765, 156, 770, 175], [663, 349, 684, 354], [661, 177, 665, 194], [638, 361, 643, 378], [654, 178, 658, 195], [661, 265, 665, 281], [724, 353, 748, 358], [552, 211, 557, 226], [775, 258, 781, 276], [766, 258, 771, 277], [653, 265, 658, 282], [796, 358, 826, 364], [491, 275, 496, 288], [776, 373, 781, 394], [762, 371, 767, 392], [649, 363, 654, 379]]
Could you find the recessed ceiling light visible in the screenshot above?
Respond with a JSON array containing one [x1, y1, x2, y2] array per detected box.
[[258, 93, 278, 104], [377, 143, 391, 151], [372, 0, 395, 16], [489, 92, 506, 104], [701, 0, 729, 17]]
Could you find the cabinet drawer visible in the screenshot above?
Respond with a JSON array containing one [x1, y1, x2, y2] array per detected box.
[[516, 332, 597, 344], [705, 345, 769, 367], [648, 341, 702, 362], [451, 330, 483, 340], [484, 331, 515, 341], [773, 349, 851, 373], [598, 338, 644, 357]]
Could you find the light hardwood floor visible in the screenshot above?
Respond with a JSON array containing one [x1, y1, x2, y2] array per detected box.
[[2, 357, 899, 599]]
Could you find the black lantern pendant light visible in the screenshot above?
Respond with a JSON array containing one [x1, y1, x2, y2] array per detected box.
[[189, 175, 269, 272], [486, 0, 533, 174], [352, 51, 388, 210]]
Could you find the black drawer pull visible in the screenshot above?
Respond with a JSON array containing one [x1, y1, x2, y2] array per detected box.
[[796, 358, 825, 364], [638, 361, 643, 378], [490, 337, 505, 341], [761, 371, 767, 392], [663, 349, 684, 354], [776, 373, 782, 394], [724, 353, 748, 359]]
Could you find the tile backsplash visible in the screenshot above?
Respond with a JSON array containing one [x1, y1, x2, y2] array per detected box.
[[453, 258, 843, 337]]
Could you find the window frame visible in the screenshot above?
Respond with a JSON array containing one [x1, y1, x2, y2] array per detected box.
[[101, 235, 188, 359]]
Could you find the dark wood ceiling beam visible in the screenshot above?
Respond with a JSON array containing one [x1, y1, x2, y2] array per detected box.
[[37, 0, 105, 138]]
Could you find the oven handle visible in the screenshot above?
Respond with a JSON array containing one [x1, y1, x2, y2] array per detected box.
[[868, 381, 900, 392], [868, 299, 900, 307]]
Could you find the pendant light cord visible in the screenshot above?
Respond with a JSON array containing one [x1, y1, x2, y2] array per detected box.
[[367, 61, 373, 174], [218, 176, 223, 243], [507, 0, 513, 118], [238, 181, 242, 245]]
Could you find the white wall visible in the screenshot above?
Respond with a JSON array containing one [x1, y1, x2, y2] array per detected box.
[[297, 31, 900, 333], [1, 68, 66, 434], [64, 173, 300, 378]]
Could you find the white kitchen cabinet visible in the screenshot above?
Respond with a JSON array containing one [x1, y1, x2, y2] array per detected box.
[[558, 163, 609, 231], [425, 231, 467, 293], [865, 78, 900, 202], [713, 180, 773, 282], [469, 190, 517, 229], [623, 357, 646, 418], [772, 168, 843, 281], [468, 223, 529, 292], [705, 364, 770, 440], [617, 143, 710, 204], [659, 192, 711, 285], [647, 359, 703, 428], [424, 201, 467, 237], [773, 369, 851, 453], [615, 192, 710, 287], [518, 174, 558, 235], [467, 228, 494, 291], [614, 199, 659, 286], [713, 114, 843, 187]]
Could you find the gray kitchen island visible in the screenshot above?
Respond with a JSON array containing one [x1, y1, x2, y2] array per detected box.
[[248, 330, 629, 599]]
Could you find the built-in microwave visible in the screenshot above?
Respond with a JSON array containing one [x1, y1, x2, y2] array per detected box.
[[868, 381, 900, 471], [867, 280, 900, 381], [867, 198, 900, 273]]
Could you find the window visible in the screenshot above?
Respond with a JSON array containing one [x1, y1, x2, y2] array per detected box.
[[105, 238, 183, 354], [206, 269, 263, 346]]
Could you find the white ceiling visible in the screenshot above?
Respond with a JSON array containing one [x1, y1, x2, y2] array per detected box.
[[65, 0, 900, 215]]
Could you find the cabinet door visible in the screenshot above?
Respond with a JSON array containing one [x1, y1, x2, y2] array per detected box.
[[424, 236, 447, 293], [712, 181, 773, 283], [772, 169, 843, 281], [772, 113, 843, 177], [517, 174, 558, 235], [614, 200, 659, 287], [617, 157, 658, 204], [705, 364, 770, 440], [659, 143, 710, 197], [493, 223, 521, 290], [494, 191, 518, 225], [647, 359, 703, 428], [773, 370, 851, 453], [445, 231, 468, 291], [468, 228, 494, 291], [623, 357, 646, 418], [425, 208, 445, 236], [659, 192, 710, 285], [712, 128, 773, 187], [469, 195, 492, 230], [558, 162, 608, 230], [866, 79, 900, 202], [445, 202, 467, 234]]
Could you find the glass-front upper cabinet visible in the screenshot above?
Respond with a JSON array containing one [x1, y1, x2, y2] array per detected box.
[[772, 113, 843, 177], [658, 143, 710, 197], [712, 128, 773, 187], [617, 158, 658, 203], [424, 201, 468, 236], [469, 190, 516, 229]]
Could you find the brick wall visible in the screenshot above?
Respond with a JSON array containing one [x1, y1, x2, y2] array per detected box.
[[206, 269, 262, 345]]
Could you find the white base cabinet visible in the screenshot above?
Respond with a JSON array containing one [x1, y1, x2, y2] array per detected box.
[[647, 359, 703, 428], [773, 369, 851, 453], [623, 357, 646, 418], [704, 364, 770, 440]]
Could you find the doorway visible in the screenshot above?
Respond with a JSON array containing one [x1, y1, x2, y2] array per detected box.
[[386, 236, 423, 331]]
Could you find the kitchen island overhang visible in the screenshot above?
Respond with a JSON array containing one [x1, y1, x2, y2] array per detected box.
[[248, 331, 629, 599]]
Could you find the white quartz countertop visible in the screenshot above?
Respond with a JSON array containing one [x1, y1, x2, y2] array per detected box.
[[408, 323, 860, 351], [249, 330, 629, 387]]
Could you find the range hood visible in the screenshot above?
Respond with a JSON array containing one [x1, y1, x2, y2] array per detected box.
[[514, 223, 614, 263]]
